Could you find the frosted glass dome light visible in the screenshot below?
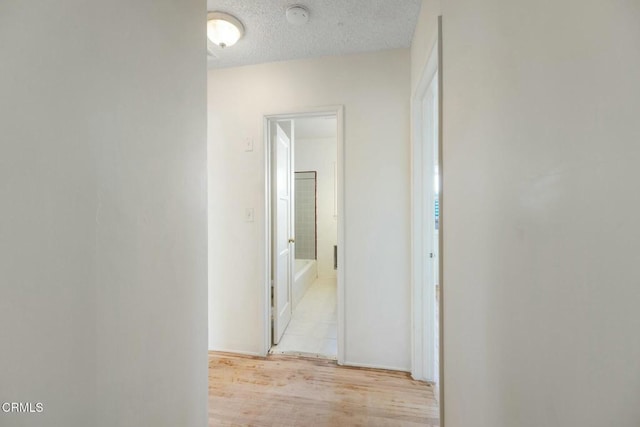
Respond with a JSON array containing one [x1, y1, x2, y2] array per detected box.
[[207, 12, 244, 48]]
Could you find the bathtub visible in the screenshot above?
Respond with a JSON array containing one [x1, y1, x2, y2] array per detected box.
[[293, 259, 317, 308]]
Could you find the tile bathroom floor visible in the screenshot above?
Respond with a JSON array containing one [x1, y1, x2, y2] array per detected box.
[[270, 277, 337, 358]]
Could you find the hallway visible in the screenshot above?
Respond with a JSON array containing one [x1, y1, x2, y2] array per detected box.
[[271, 277, 337, 358]]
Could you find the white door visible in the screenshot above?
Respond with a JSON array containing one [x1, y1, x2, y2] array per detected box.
[[273, 120, 295, 344], [422, 72, 439, 381]]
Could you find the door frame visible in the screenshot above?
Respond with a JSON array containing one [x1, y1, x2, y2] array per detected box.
[[411, 34, 440, 383], [263, 106, 345, 365]]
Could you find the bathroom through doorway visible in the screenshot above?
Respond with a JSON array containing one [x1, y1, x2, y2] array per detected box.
[[265, 108, 344, 361]]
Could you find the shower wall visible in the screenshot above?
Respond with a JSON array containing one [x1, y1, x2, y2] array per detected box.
[[295, 137, 338, 279], [294, 172, 317, 260]]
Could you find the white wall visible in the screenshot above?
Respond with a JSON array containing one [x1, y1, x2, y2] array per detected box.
[[295, 137, 338, 279], [208, 49, 412, 370], [0, 1, 207, 426], [442, 0, 640, 425]]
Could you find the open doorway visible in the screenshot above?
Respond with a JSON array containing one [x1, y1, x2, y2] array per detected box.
[[264, 109, 344, 361], [411, 21, 442, 412]]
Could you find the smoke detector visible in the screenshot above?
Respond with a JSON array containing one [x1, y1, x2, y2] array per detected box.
[[286, 5, 309, 26]]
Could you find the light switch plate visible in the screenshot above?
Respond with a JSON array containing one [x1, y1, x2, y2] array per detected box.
[[244, 137, 253, 152], [245, 208, 254, 222]]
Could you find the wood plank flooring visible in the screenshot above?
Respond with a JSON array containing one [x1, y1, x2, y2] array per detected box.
[[209, 352, 439, 427]]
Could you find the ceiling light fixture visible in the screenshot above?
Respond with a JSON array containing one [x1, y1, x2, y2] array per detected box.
[[207, 12, 244, 48]]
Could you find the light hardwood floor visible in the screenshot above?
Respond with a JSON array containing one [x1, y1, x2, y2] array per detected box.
[[209, 352, 439, 426]]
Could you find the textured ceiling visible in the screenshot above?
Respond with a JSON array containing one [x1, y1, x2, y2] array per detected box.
[[295, 116, 337, 140], [206, 0, 422, 68]]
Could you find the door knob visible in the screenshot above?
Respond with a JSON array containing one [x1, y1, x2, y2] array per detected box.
[[288, 238, 295, 243]]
